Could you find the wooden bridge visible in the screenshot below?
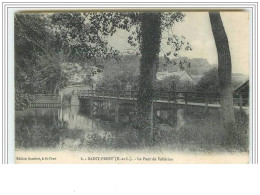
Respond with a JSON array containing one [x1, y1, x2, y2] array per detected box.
[[27, 89, 248, 115], [25, 89, 249, 124], [72, 89, 248, 113]]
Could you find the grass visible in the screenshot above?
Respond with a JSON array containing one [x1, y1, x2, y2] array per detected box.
[[153, 109, 248, 152], [74, 108, 249, 152]]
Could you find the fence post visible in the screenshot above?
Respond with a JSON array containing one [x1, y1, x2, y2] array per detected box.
[[115, 102, 119, 124]]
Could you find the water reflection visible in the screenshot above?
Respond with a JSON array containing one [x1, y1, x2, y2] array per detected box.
[[15, 104, 248, 151], [16, 103, 183, 148], [15, 106, 120, 149], [16, 108, 62, 148]]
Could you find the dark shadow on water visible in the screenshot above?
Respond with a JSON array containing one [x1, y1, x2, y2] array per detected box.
[[15, 109, 62, 148]]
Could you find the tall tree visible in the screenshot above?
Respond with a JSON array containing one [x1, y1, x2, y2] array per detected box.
[[135, 13, 162, 140], [15, 14, 56, 108], [209, 12, 235, 145]]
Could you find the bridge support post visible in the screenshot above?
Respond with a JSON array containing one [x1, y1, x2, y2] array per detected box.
[[115, 102, 119, 124], [90, 98, 94, 117], [134, 102, 137, 117], [172, 108, 177, 127], [173, 92, 177, 103], [177, 109, 185, 131], [105, 102, 110, 118]]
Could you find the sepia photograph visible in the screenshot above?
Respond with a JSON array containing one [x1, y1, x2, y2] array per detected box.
[[14, 10, 250, 163]]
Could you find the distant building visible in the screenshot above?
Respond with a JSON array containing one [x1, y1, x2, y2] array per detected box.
[[69, 73, 87, 85], [68, 66, 103, 88], [232, 73, 249, 89], [91, 72, 103, 89], [157, 70, 197, 91], [234, 80, 249, 94], [234, 80, 249, 106], [190, 75, 203, 83], [157, 70, 195, 83], [91, 72, 103, 83]]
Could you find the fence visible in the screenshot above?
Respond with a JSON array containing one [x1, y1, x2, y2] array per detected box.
[[28, 94, 61, 108]]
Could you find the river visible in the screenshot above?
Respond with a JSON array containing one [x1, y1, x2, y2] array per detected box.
[[15, 105, 248, 151], [15, 105, 188, 149]]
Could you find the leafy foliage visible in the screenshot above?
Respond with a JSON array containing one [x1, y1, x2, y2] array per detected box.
[[158, 57, 214, 75], [50, 12, 191, 64], [50, 12, 124, 61], [15, 11, 191, 112], [15, 14, 69, 109], [195, 67, 220, 92], [195, 67, 246, 92], [156, 75, 180, 91], [97, 55, 139, 91]]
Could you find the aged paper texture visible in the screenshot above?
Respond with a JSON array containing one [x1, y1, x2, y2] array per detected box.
[[15, 10, 250, 164]]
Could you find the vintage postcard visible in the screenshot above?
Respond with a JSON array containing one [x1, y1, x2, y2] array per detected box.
[[14, 10, 250, 164]]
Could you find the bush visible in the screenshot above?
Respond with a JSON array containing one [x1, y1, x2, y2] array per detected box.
[[156, 75, 195, 92], [195, 67, 220, 92], [195, 67, 247, 93], [15, 91, 34, 110]]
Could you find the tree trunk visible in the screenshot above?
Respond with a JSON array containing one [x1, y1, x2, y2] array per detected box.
[[209, 12, 236, 145], [135, 13, 161, 142]]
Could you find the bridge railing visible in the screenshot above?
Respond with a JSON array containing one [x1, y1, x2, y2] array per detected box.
[[32, 94, 60, 102], [76, 89, 221, 103], [27, 94, 61, 108], [75, 89, 249, 109], [76, 89, 138, 100], [154, 91, 220, 104]]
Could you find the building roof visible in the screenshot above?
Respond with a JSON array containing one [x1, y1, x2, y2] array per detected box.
[[234, 80, 249, 94], [157, 71, 192, 80], [232, 74, 249, 84], [157, 71, 195, 83]]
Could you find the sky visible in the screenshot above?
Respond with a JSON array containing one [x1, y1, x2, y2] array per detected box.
[[107, 12, 250, 75]]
